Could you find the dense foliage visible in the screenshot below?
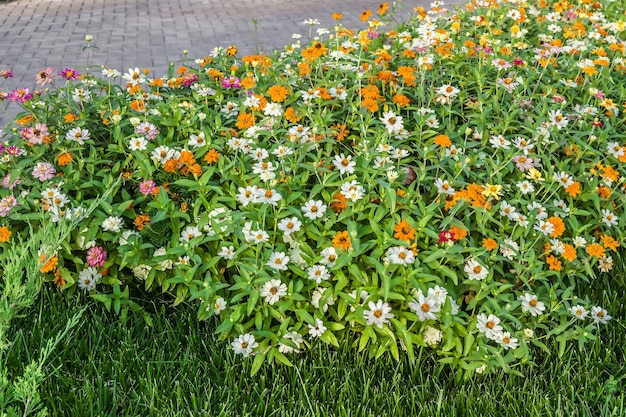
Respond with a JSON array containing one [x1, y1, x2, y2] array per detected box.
[[0, 0, 624, 376]]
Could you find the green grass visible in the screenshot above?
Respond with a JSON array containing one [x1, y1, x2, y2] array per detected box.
[[5, 264, 626, 417]]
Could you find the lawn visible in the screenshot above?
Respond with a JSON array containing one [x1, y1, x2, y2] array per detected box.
[[1, 0, 626, 415], [5, 272, 625, 416]]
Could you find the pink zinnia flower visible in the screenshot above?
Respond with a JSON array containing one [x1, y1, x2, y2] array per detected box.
[[181, 73, 199, 87], [134, 122, 159, 140], [221, 76, 241, 89], [32, 162, 56, 182], [1, 174, 22, 190], [439, 230, 456, 244], [6, 146, 24, 156], [139, 179, 156, 195], [0, 195, 18, 217], [512, 155, 534, 172], [59, 68, 80, 80], [22, 123, 49, 145], [0, 69, 13, 79], [8, 88, 33, 103], [35, 67, 55, 86], [86, 246, 107, 268]]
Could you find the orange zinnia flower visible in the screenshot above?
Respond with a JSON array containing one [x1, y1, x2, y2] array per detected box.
[[179, 150, 196, 165], [330, 192, 347, 214], [57, 151, 74, 166], [394, 219, 415, 241], [586, 243, 605, 258], [360, 9, 372, 21], [434, 134, 452, 148], [240, 76, 256, 89], [562, 244, 577, 261], [361, 98, 379, 112], [601, 235, 619, 252], [0, 226, 11, 242], [130, 99, 146, 112], [546, 255, 562, 271], [64, 113, 79, 123], [188, 163, 203, 177], [482, 238, 498, 251], [547, 216, 565, 238], [565, 181, 581, 197], [53, 269, 66, 287], [284, 107, 302, 123], [331, 124, 349, 141], [449, 226, 467, 241], [392, 94, 411, 107], [236, 112, 256, 129], [134, 214, 151, 231], [39, 255, 58, 273], [16, 114, 35, 125], [204, 149, 220, 164], [333, 231, 352, 251], [268, 85, 289, 102]]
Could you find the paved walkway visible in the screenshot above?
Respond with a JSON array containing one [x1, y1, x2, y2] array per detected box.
[[0, 0, 465, 126]]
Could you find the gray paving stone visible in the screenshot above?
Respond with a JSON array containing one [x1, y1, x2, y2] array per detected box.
[[0, 0, 466, 126]]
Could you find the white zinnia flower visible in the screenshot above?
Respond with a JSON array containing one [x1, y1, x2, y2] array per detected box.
[[128, 136, 148, 151], [464, 259, 489, 280], [590, 306, 611, 324], [307, 264, 330, 284], [422, 325, 443, 346], [476, 313, 503, 340], [278, 331, 303, 354], [266, 252, 290, 271], [260, 279, 288, 304], [333, 153, 356, 175], [408, 292, 441, 322], [66, 127, 90, 145], [102, 216, 124, 233], [180, 225, 202, 243], [132, 264, 152, 280], [518, 293, 546, 316], [319, 247, 337, 267], [601, 209, 618, 227], [77, 267, 102, 291], [218, 246, 236, 260], [363, 300, 394, 328], [308, 318, 327, 338], [210, 297, 227, 314], [231, 334, 258, 357], [188, 132, 206, 148], [278, 217, 302, 235], [311, 287, 335, 312], [151, 145, 175, 164], [569, 305, 588, 320], [302, 200, 327, 220], [497, 332, 519, 350]]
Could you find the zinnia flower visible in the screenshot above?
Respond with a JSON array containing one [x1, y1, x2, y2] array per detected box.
[[363, 300, 394, 328], [35, 67, 55, 86], [86, 246, 107, 268], [32, 162, 56, 182], [59, 67, 80, 80], [139, 180, 156, 195]]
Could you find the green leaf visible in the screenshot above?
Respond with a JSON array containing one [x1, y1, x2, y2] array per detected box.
[[250, 352, 266, 376]]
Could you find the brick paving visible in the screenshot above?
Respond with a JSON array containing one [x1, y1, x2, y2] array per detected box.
[[0, 0, 465, 126]]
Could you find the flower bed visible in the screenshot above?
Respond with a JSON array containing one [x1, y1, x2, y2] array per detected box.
[[0, 0, 624, 376]]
